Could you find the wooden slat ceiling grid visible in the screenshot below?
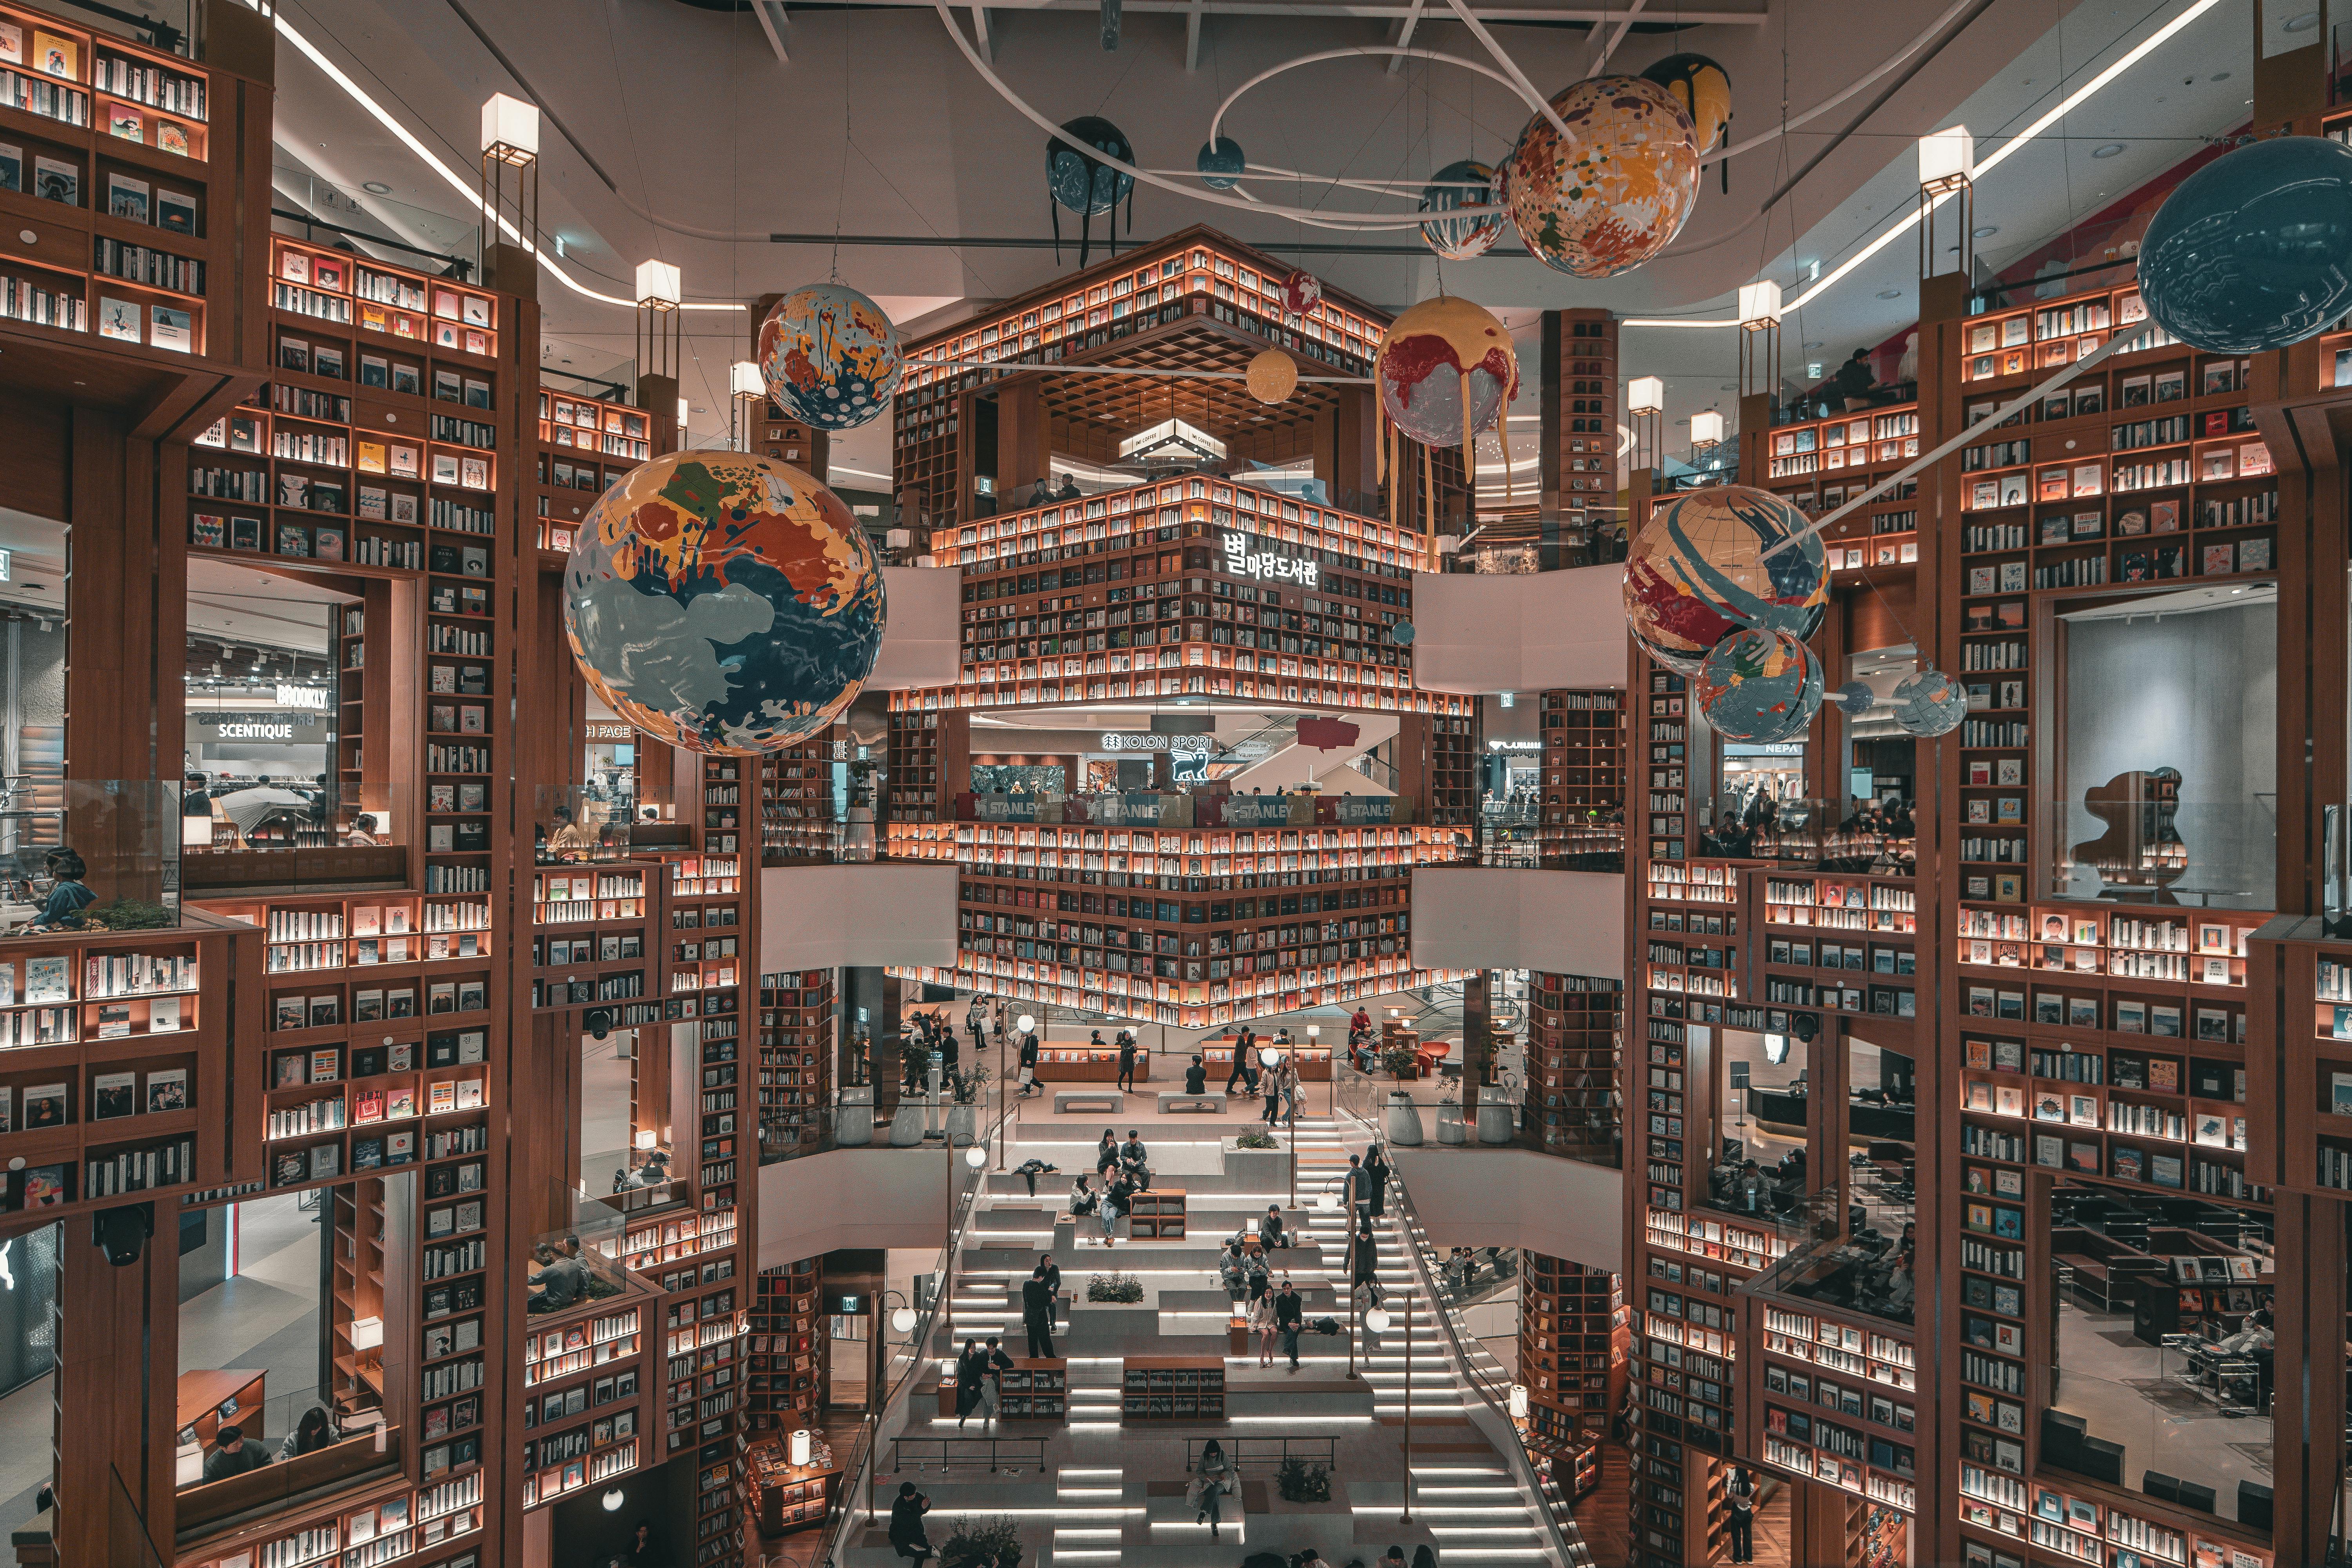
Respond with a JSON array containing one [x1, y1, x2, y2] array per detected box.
[[1035, 325, 1337, 443]]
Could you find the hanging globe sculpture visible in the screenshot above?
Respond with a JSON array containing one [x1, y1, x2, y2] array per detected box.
[[1196, 136, 1246, 191], [2137, 134, 2352, 352], [1831, 680, 1876, 716], [1374, 295, 1519, 450], [1695, 628, 1823, 744], [1047, 115, 1135, 265], [1503, 76, 1700, 279], [1889, 668, 1967, 738], [1623, 485, 1827, 673], [1640, 53, 1733, 154], [1281, 268, 1323, 318], [756, 283, 902, 433], [1245, 348, 1298, 405], [563, 451, 886, 755], [1419, 160, 1504, 260]]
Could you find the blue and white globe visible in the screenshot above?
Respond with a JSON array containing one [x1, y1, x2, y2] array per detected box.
[[1889, 668, 1966, 737], [1832, 681, 1875, 715], [1695, 628, 1822, 744]]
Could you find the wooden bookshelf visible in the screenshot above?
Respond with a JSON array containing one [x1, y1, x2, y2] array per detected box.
[[534, 385, 648, 556], [1119, 1354, 1223, 1421], [995, 1357, 1069, 1422], [1523, 973, 1621, 1162], [1518, 1252, 1625, 1499], [1125, 1187, 1186, 1238], [746, 1257, 826, 1435], [759, 734, 838, 864], [757, 969, 831, 1154], [1763, 405, 1922, 582], [1537, 690, 1626, 862]]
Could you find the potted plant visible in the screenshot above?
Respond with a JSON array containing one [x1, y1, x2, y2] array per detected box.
[[1235, 1127, 1278, 1151], [1379, 1042, 1421, 1082], [1275, 1455, 1333, 1504], [940, 1515, 1024, 1568], [1086, 1270, 1144, 1303], [946, 1064, 991, 1146], [1380, 1043, 1426, 1145], [1435, 1084, 1467, 1144]]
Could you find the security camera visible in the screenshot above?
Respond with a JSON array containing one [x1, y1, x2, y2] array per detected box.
[[93, 1203, 153, 1267], [586, 1008, 613, 1041]]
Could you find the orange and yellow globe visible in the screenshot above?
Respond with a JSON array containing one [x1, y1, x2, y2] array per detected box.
[[562, 451, 886, 754]]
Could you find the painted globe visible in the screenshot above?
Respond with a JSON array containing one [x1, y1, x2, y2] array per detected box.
[[1623, 485, 1826, 673], [1419, 160, 1504, 261], [2138, 134, 2352, 352], [1246, 348, 1298, 405], [757, 283, 902, 432], [562, 452, 886, 755], [1503, 75, 1700, 279], [1281, 268, 1323, 318], [1831, 679, 1876, 716], [1889, 667, 1967, 738], [1695, 628, 1822, 744], [1374, 295, 1519, 450], [1641, 53, 1732, 152], [1048, 115, 1134, 214], [1197, 136, 1246, 191]]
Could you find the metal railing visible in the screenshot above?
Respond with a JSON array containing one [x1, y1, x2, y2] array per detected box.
[[1184, 1436, 1339, 1473], [1351, 1127, 1597, 1568], [886, 1436, 1049, 1475]]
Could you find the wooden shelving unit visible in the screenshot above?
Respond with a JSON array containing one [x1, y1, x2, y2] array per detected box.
[[1763, 405, 1922, 582], [1518, 1252, 1625, 1499], [757, 969, 831, 1154], [759, 735, 837, 864], [1125, 1187, 1187, 1238], [534, 385, 650, 556], [747, 1257, 826, 1435], [996, 1357, 1069, 1422], [1523, 973, 1621, 1162], [1537, 690, 1626, 863], [1119, 1355, 1223, 1421]]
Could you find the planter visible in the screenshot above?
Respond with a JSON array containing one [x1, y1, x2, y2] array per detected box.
[[836, 1086, 873, 1147], [947, 1103, 978, 1146], [845, 803, 876, 863], [1221, 1140, 1290, 1195], [889, 1100, 928, 1147], [1435, 1099, 1467, 1144], [1385, 1090, 1425, 1147], [1477, 1085, 1515, 1145]]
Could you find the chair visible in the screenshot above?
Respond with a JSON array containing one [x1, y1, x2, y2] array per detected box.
[[2175, 1479, 2216, 1515], [2238, 1481, 2273, 1530]]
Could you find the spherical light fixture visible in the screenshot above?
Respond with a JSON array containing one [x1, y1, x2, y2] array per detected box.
[[1017, 1014, 1036, 1034], [601, 1487, 625, 1512], [1365, 1307, 1393, 1332], [1259, 1047, 1282, 1069], [891, 1307, 918, 1334], [965, 1145, 989, 1168]]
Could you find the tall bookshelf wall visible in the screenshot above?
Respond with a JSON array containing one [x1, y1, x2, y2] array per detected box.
[[1524, 971, 1622, 1164], [747, 1255, 827, 1435], [1538, 690, 1626, 864], [759, 733, 838, 864], [1519, 1253, 1626, 1497], [534, 385, 651, 557], [759, 969, 832, 1156]]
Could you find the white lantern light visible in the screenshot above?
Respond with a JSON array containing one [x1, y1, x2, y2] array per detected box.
[[1365, 1306, 1393, 1332], [601, 1486, 626, 1512], [480, 93, 541, 158], [1690, 410, 1726, 449], [677, 397, 690, 430], [891, 1306, 918, 1334], [1259, 1047, 1281, 1068], [1626, 376, 1665, 416], [1918, 126, 1975, 189], [634, 1129, 657, 1150], [1017, 1014, 1036, 1034], [636, 259, 683, 308], [1736, 280, 1783, 328], [1316, 1191, 1339, 1210], [1509, 1383, 1530, 1418], [790, 1428, 813, 1466], [729, 360, 764, 397], [965, 1145, 988, 1168], [1306, 1026, 1319, 1039], [349, 1315, 384, 1351]]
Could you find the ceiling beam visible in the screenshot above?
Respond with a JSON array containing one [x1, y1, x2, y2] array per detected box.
[[972, 3, 994, 60], [1185, 0, 1204, 69], [1385, 0, 1425, 74], [838, 0, 1763, 16], [752, 0, 791, 62]]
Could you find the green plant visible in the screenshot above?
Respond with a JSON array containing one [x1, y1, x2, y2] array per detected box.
[[83, 897, 175, 931], [939, 1515, 1023, 1568], [1379, 1042, 1421, 1080], [947, 1064, 992, 1105], [1235, 1128, 1278, 1151], [1086, 1269, 1143, 1303], [1275, 1455, 1332, 1503]]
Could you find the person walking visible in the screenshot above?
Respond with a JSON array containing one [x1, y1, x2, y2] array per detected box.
[[1726, 1466, 1757, 1563], [1249, 1286, 1278, 1367], [1351, 1223, 1385, 1306], [1364, 1143, 1390, 1220], [1283, 1056, 1305, 1122], [1225, 1026, 1254, 1096], [967, 1000, 988, 1062], [953, 1338, 986, 1428], [1017, 1027, 1042, 1097], [1342, 1153, 1370, 1220], [1036, 1251, 1062, 1300], [1191, 1439, 1236, 1541], [889, 1482, 934, 1568], [1262, 1054, 1291, 1126], [1116, 1031, 1140, 1091], [1022, 1264, 1057, 1358], [1274, 1277, 1305, 1370]]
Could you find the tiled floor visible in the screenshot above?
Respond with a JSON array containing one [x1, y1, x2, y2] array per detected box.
[[2047, 1299, 2270, 1524]]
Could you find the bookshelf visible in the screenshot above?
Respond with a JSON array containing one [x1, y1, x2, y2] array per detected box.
[[1523, 973, 1621, 1162], [1034, 1042, 1148, 1082], [758, 735, 838, 864], [995, 1357, 1069, 1422], [1125, 1187, 1186, 1238], [757, 969, 831, 1154], [1421, 712, 1481, 828], [1119, 1355, 1224, 1421], [1763, 405, 1922, 581], [1537, 690, 1625, 863], [534, 385, 650, 555], [1517, 1253, 1624, 1499], [886, 708, 946, 821], [747, 1257, 826, 1435], [1756, 1304, 1917, 1515], [745, 1442, 839, 1535]]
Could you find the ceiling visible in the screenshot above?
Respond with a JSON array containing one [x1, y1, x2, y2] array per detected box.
[[256, 0, 2261, 486]]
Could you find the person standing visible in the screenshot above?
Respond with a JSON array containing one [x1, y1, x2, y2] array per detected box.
[[1726, 1466, 1757, 1563], [1342, 1153, 1370, 1220], [967, 1000, 988, 1062], [1274, 1277, 1305, 1369], [890, 1482, 934, 1568], [1018, 1026, 1042, 1097], [953, 1338, 986, 1428], [1225, 1026, 1254, 1096], [1364, 1143, 1390, 1220], [1263, 1055, 1291, 1126], [1116, 1031, 1140, 1091], [1022, 1264, 1057, 1359]]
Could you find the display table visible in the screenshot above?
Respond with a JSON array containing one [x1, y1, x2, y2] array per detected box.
[[1034, 1045, 1149, 1083], [176, 1368, 265, 1445], [746, 1441, 841, 1536], [1201, 1041, 1334, 1081]]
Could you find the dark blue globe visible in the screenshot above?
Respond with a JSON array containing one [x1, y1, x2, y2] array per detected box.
[[1049, 116, 1134, 216], [2140, 134, 2352, 352], [1197, 136, 1246, 192]]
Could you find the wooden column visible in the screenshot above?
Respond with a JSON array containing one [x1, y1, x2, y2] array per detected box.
[[997, 378, 1049, 499], [56, 1225, 177, 1564]]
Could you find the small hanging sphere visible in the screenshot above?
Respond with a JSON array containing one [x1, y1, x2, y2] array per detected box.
[[1245, 348, 1298, 405]]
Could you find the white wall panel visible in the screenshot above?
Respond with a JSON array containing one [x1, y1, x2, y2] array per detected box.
[[759, 862, 959, 971], [1410, 866, 1625, 977], [1410, 568, 1629, 694], [868, 564, 964, 689]]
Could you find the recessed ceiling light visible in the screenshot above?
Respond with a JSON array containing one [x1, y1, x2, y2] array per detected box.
[[1802, 341, 1823, 352], [1876, 289, 1903, 300], [2286, 11, 2319, 32], [1972, 225, 2000, 238], [362, 180, 392, 194], [2209, 71, 2232, 80], [2091, 143, 2126, 159]]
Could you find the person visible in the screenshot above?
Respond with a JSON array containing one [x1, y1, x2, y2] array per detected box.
[[202, 1425, 269, 1481], [1383, 1547, 1407, 1568], [1351, 1225, 1385, 1306], [1089, 1030, 1105, 1047], [1227, 1027, 1255, 1096], [27, 848, 92, 930], [528, 1241, 589, 1313], [1022, 1264, 1058, 1358], [343, 812, 381, 848], [1192, 1438, 1236, 1540], [1283, 1058, 1305, 1122], [1262, 1055, 1290, 1125], [1883, 1257, 1915, 1316], [1259, 1204, 1290, 1252], [967, 1002, 988, 1061], [1056, 474, 1080, 500], [1013, 1156, 1058, 1197], [974, 1338, 1011, 1428], [1342, 1153, 1370, 1218], [1027, 476, 1054, 506], [1245, 1250, 1270, 1306], [1094, 1129, 1121, 1176], [1832, 347, 1877, 410], [1218, 1240, 1249, 1304], [1732, 1160, 1767, 1214], [1184, 1054, 1209, 1094], [621, 1519, 662, 1567], [1363, 1143, 1390, 1220], [1116, 1032, 1140, 1091], [546, 807, 595, 858], [1071, 1175, 1115, 1247], [278, 1406, 335, 1459], [1120, 1130, 1149, 1181], [2218, 1305, 2275, 1356], [1350, 1006, 1372, 1045], [954, 1338, 987, 1426], [1035, 1251, 1062, 1300], [1018, 1027, 1042, 1096], [1249, 1285, 1279, 1367], [890, 1481, 934, 1567], [1726, 1465, 1757, 1563], [940, 1025, 960, 1078], [1103, 1172, 1133, 1245], [1274, 1277, 1305, 1369]]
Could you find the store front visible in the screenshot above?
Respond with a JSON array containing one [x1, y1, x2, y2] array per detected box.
[[583, 714, 639, 829]]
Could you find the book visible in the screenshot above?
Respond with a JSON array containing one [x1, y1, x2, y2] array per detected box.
[[104, 172, 148, 222], [146, 1069, 187, 1113], [158, 122, 189, 158], [0, 143, 17, 194], [151, 306, 193, 354], [22, 1084, 64, 1128], [31, 154, 74, 206], [156, 187, 195, 235], [32, 31, 76, 78], [20, 1167, 64, 1207], [92, 1072, 135, 1119]]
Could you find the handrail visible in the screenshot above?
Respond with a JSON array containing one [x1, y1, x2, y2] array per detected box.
[[1185, 1436, 1339, 1472], [817, 1161, 990, 1568], [886, 1436, 1050, 1476], [1333, 1101, 1597, 1568]]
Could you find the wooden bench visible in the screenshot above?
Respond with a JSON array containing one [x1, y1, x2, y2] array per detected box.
[[2050, 1224, 2168, 1312], [1157, 1092, 1226, 1113], [1054, 1089, 1125, 1114]]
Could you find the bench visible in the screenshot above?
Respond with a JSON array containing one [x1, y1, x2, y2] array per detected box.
[[1157, 1092, 1227, 1113], [1054, 1089, 1125, 1114]]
